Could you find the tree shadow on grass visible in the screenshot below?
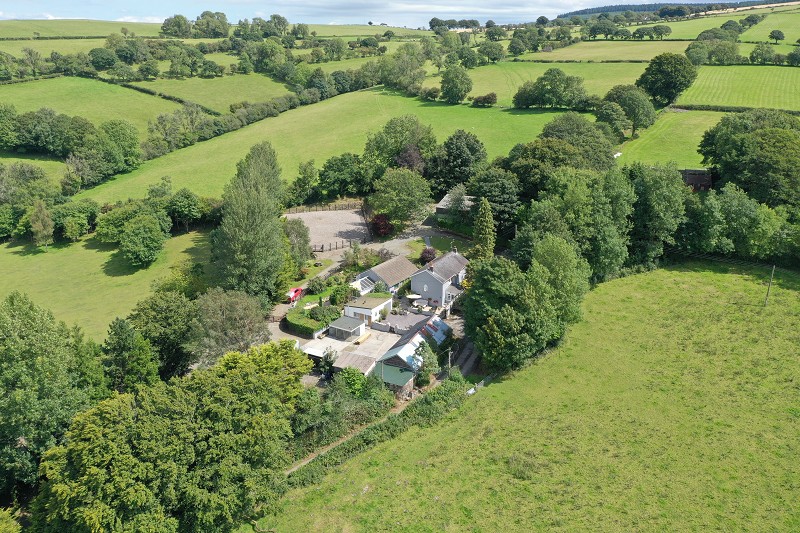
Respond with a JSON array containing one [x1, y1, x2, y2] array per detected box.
[[7, 240, 71, 257], [500, 107, 567, 117], [101, 249, 142, 277]]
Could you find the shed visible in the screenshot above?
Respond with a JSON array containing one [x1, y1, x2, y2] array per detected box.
[[435, 193, 475, 215], [327, 316, 365, 341]]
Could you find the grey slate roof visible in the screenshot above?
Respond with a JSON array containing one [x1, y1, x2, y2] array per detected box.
[[414, 252, 469, 282], [368, 256, 419, 287], [328, 316, 364, 332]]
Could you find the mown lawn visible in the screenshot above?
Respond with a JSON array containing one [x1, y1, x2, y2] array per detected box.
[[0, 19, 162, 38], [617, 109, 724, 168], [130, 73, 290, 113], [0, 76, 180, 138], [252, 261, 800, 532], [518, 39, 688, 61], [0, 231, 210, 340], [676, 65, 800, 110], [76, 88, 568, 203], [425, 61, 648, 106]]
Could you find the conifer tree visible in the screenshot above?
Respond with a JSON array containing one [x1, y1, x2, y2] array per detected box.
[[471, 197, 496, 261], [102, 318, 159, 393]]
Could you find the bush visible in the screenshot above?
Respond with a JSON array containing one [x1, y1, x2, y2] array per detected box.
[[307, 276, 327, 294], [308, 304, 341, 324], [371, 213, 393, 236], [119, 214, 167, 266], [472, 92, 497, 107], [420, 246, 437, 263], [418, 86, 440, 101], [285, 307, 324, 336]]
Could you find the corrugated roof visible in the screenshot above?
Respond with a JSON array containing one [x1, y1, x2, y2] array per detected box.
[[414, 252, 468, 282], [368, 256, 419, 288], [333, 352, 377, 375], [328, 316, 363, 331]]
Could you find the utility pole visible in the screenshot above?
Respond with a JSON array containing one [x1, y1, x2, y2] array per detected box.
[[764, 265, 775, 307]]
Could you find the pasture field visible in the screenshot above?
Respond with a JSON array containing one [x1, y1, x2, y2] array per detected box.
[[676, 65, 800, 110], [0, 38, 107, 57], [0, 231, 210, 340], [254, 261, 800, 532], [633, 5, 795, 39], [0, 151, 67, 181], [306, 24, 430, 38], [131, 73, 289, 113], [0, 76, 181, 137], [740, 8, 800, 41], [518, 39, 688, 61], [0, 20, 161, 38], [617, 110, 724, 168], [425, 61, 648, 106], [738, 41, 797, 55], [76, 88, 567, 203]]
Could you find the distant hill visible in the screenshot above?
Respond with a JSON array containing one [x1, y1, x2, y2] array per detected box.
[[558, 1, 772, 18]]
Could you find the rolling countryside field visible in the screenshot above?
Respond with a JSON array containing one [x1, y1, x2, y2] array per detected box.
[[254, 262, 800, 532], [130, 72, 290, 113], [739, 8, 800, 40], [0, 76, 181, 137], [0, 151, 67, 181], [76, 87, 568, 203], [518, 39, 688, 61], [676, 65, 800, 110], [0, 19, 162, 38], [617, 109, 725, 168], [0, 231, 210, 340]]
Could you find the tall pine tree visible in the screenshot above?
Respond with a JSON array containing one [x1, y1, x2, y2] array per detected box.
[[102, 318, 159, 393], [212, 142, 290, 303], [471, 197, 496, 261]]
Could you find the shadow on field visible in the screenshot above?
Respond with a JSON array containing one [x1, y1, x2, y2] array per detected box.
[[663, 259, 800, 302], [7, 240, 70, 256]]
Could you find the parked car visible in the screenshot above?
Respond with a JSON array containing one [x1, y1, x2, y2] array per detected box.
[[287, 287, 303, 303]]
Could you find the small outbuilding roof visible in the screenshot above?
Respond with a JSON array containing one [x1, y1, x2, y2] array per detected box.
[[347, 294, 393, 310], [327, 316, 364, 332], [414, 251, 469, 283], [368, 256, 419, 288], [372, 361, 415, 387], [435, 193, 475, 212]]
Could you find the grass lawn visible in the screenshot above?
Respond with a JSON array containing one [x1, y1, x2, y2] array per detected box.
[[617, 109, 724, 168], [676, 65, 800, 110], [296, 258, 334, 286], [76, 88, 568, 203], [130, 73, 290, 113], [426, 61, 647, 107], [252, 261, 800, 532], [518, 40, 688, 61], [740, 9, 800, 42], [0, 76, 180, 138], [0, 231, 210, 340], [0, 20, 162, 38], [0, 151, 67, 182], [406, 235, 473, 260]]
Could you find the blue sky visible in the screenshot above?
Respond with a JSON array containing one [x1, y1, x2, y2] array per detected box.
[[0, 0, 635, 27]]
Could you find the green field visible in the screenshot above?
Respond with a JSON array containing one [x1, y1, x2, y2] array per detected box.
[[0, 231, 209, 340], [131, 73, 289, 113], [305, 24, 430, 38], [519, 40, 688, 61], [634, 7, 781, 39], [739, 41, 797, 55], [256, 262, 800, 531], [425, 61, 647, 106], [617, 109, 724, 168], [0, 76, 181, 138], [676, 65, 800, 110], [740, 9, 800, 41], [76, 88, 568, 203], [0, 19, 162, 38], [0, 151, 67, 181], [0, 37, 108, 57]]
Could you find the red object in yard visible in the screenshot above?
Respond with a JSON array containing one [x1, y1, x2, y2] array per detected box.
[[287, 287, 303, 303]]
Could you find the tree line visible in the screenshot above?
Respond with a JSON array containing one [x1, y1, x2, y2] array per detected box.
[[687, 17, 800, 66]]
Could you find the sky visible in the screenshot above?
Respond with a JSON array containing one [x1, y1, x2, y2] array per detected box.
[[0, 0, 635, 28]]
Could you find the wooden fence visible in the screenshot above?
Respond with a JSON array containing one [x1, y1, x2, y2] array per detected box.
[[285, 201, 362, 214], [311, 238, 368, 253]]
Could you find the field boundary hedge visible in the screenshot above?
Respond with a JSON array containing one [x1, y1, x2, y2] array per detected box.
[[0, 73, 63, 85], [286, 373, 469, 488], [671, 103, 800, 115], [93, 77, 222, 116]]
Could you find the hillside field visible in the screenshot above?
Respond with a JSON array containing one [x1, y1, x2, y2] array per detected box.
[[76, 88, 569, 203], [0, 19, 162, 38], [0, 76, 181, 138], [676, 65, 800, 110], [0, 231, 209, 340], [617, 109, 724, 168], [0, 151, 67, 181], [518, 39, 688, 61], [130, 73, 290, 113], [739, 8, 800, 41], [425, 61, 648, 106], [254, 261, 800, 532]]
